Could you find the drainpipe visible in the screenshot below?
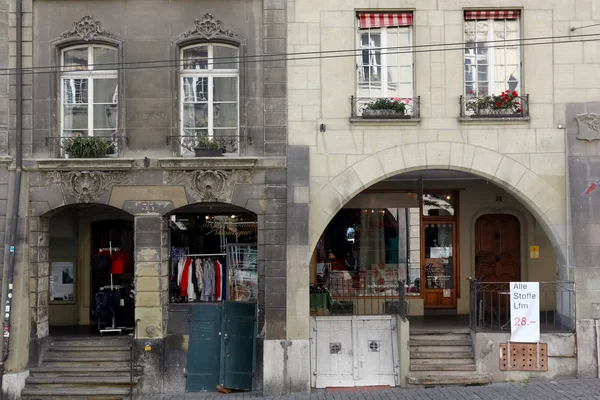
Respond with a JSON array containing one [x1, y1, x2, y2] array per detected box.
[[0, 0, 24, 397]]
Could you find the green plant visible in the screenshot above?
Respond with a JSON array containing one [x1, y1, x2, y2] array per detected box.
[[63, 136, 112, 158], [465, 90, 523, 114], [365, 97, 409, 114], [194, 135, 223, 150]]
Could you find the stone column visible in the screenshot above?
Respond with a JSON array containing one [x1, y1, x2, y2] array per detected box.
[[133, 211, 168, 340]]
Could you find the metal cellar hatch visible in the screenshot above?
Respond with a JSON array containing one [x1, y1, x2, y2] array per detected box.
[[499, 343, 548, 371]]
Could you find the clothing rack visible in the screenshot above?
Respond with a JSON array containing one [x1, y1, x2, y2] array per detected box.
[[98, 242, 122, 335], [184, 253, 226, 257]]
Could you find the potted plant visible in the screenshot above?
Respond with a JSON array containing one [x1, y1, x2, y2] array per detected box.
[[193, 136, 224, 157], [465, 90, 523, 117], [362, 97, 411, 119], [63, 136, 113, 158]]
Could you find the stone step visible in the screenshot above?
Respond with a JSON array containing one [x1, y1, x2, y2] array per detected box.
[[51, 338, 131, 347], [47, 348, 130, 358], [43, 353, 130, 362], [410, 357, 475, 365], [50, 345, 130, 352], [409, 328, 471, 335], [26, 376, 139, 387], [407, 373, 492, 386], [410, 363, 477, 372], [21, 387, 130, 400], [30, 366, 133, 377], [410, 345, 473, 353], [410, 333, 471, 341], [42, 361, 131, 369], [409, 339, 472, 347], [410, 351, 474, 359]]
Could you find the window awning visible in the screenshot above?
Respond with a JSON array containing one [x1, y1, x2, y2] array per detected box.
[[358, 13, 413, 29], [465, 10, 520, 20]]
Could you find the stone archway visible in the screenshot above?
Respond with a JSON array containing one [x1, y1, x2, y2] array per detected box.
[[29, 203, 134, 340], [309, 143, 566, 267]]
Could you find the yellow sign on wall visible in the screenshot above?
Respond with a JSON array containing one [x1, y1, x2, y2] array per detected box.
[[529, 245, 540, 259]]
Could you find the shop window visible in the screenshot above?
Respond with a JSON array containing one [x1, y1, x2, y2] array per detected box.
[[422, 192, 456, 216], [313, 207, 419, 315], [168, 211, 257, 303]]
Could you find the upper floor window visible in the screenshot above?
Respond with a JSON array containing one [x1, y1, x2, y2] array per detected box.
[[464, 10, 520, 100], [180, 43, 239, 153], [354, 12, 415, 118], [61, 45, 118, 138]]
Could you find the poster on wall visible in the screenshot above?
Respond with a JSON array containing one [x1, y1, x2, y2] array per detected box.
[[50, 262, 74, 301]]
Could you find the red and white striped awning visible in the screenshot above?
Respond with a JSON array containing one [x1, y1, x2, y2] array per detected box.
[[465, 10, 520, 20], [358, 13, 413, 29]]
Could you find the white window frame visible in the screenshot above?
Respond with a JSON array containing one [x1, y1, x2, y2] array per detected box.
[[463, 17, 521, 100], [60, 45, 118, 138], [355, 25, 414, 99], [179, 43, 240, 145]]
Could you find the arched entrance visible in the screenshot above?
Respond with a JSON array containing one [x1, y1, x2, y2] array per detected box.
[[307, 169, 573, 388], [31, 204, 135, 339]]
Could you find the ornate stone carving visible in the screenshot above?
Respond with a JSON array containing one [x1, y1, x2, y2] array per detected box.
[[575, 113, 600, 141], [47, 171, 127, 203], [166, 170, 251, 203], [60, 16, 114, 42], [181, 13, 237, 40]]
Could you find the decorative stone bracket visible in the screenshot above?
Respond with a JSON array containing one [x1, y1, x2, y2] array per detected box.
[[46, 170, 128, 204], [180, 13, 238, 40], [165, 169, 251, 203]]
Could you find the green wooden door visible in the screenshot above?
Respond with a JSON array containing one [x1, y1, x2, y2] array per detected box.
[[186, 304, 222, 392], [219, 301, 256, 390]]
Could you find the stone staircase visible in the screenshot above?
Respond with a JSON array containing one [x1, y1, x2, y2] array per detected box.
[[407, 329, 492, 387], [21, 336, 140, 399]]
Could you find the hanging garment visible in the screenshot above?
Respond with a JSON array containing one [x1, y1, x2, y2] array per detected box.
[[201, 259, 214, 301], [177, 257, 186, 286], [180, 257, 191, 297], [92, 251, 112, 273], [195, 259, 203, 293], [187, 258, 196, 301], [215, 260, 223, 301]]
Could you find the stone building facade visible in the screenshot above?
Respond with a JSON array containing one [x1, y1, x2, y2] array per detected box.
[[283, 0, 600, 390], [1, 0, 298, 397]]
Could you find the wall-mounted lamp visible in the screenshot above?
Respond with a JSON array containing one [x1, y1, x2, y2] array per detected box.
[[144, 157, 150, 167], [557, 124, 565, 129], [320, 124, 326, 132]]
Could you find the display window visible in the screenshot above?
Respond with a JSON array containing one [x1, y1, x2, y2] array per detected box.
[[168, 209, 257, 304]]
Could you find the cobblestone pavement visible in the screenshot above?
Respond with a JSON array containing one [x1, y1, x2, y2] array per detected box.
[[141, 378, 600, 400]]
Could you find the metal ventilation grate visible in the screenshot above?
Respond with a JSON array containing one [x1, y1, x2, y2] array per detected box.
[[329, 342, 341, 354], [368, 340, 379, 352]]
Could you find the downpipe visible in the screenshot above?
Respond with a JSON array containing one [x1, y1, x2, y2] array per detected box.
[[0, 0, 24, 398]]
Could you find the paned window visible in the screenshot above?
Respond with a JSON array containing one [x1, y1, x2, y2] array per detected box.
[[355, 12, 414, 117], [464, 10, 521, 99], [61, 45, 118, 138], [180, 44, 239, 152]]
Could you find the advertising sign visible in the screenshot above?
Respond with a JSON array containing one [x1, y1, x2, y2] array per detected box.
[[510, 282, 540, 343]]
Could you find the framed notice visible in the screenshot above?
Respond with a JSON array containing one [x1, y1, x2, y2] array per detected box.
[[49, 261, 75, 303]]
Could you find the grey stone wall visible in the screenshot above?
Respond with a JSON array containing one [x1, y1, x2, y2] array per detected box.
[[566, 101, 600, 378], [29, 0, 279, 159]]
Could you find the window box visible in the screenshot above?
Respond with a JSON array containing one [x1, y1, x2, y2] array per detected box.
[[193, 148, 223, 157], [351, 96, 421, 121], [459, 94, 529, 120]]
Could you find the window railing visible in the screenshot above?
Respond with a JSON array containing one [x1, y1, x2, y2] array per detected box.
[[310, 275, 407, 317], [460, 93, 529, 119], [469, 280, 575, 333], [351, 96, 421, 120], [166, 134, 250, 157], [44, 135, 128, 158]]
